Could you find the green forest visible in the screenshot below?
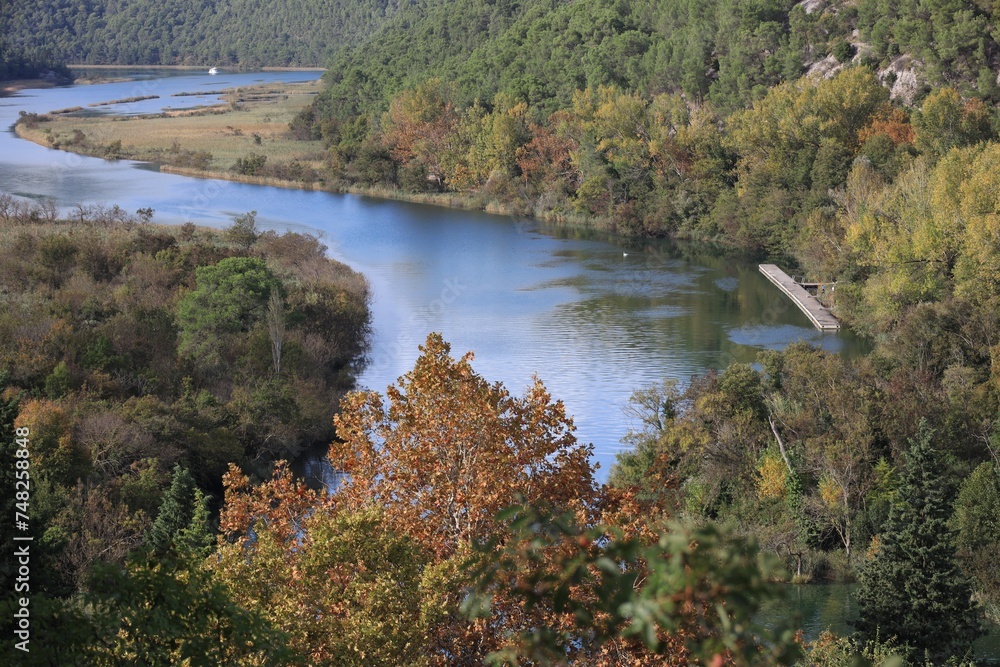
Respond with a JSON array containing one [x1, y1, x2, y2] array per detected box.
[[0, 42, 71, 83], [286, 0, 1000, 252], [1, 0, 398, 67], [3, 0, 1000, 664]]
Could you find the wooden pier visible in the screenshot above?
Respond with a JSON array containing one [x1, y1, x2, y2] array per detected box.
[[758, 264, 840, 330]]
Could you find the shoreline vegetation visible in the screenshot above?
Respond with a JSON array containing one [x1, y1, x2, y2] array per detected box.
[[5, 69, 1000, 662], [0, 78, 60, 96], [0, 202, 387, 663], [88, 94, 159, 107], [68, 64, 328, 71], [11, 78, 624, 235], [0, 78, 69, 98]]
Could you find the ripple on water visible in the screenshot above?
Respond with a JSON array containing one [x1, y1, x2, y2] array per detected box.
[[727, 323, 847, 353], [635, 304, 690, 319], [714, 276, 740, 291]]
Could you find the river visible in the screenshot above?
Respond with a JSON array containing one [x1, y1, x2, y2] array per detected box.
[[755, 584, 1000, 663], [0, 68, 870, 479], [4, 69, 998, 659]]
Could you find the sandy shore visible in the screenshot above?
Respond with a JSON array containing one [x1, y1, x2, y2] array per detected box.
[[0, 79, 58, 97]]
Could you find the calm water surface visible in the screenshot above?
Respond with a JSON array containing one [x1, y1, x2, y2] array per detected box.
[[0, 70, 869, 479], [756, 584, 1000, 663], [6, 70, 998, 660]]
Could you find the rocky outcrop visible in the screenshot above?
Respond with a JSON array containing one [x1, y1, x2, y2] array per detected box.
[[878, 56, 923, 105]]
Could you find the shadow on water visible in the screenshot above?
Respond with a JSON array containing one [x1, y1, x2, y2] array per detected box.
[[755, 584, 1000, 663], [290, 442, 346, 496]]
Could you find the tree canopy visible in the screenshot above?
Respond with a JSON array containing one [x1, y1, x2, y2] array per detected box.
[[331, 332, 598, 557], [855, 423, 983, 663]]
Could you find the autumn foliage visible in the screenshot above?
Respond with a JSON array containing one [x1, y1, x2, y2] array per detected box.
[[331, 332, 598, 557], [205, 334, 807, 666]]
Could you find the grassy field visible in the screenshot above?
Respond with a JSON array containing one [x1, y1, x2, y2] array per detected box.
[[12, 78, 555, 223], [15, 80, 327, 177]]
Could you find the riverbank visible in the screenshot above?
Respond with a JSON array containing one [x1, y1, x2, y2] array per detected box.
[[15, 120, 618, 235], [158, 165, 525, 213], [14, 79, 327, 173], [11, 76, 629, 237], [0, 78, 58, 96], [68, 64, 327, 71]]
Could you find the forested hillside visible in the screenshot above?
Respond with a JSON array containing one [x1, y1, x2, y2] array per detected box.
[[5, 0, 1000, 662], [0, 41, 71, 82], [314, 0, 1000, 117], [1, 0, 397, 66], [291, 0, 1000, 253]]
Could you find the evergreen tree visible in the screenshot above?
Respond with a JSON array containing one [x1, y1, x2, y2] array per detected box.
[[148, 465, 209, 555], [954, 459, 1000, 617], [174, 489, 214, 558], [855, 422, 983, 664]]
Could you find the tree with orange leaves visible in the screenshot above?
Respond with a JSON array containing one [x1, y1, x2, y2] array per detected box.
[[331, 332, 598, 558], [213, 463, 434, 666], [858, 105, 915, 147], [209, 336, 805, 666], [515, 113, 577, 191], [465, 505, 803, 667], [381, 79, 462, 187], [328, 333, 598, 665]]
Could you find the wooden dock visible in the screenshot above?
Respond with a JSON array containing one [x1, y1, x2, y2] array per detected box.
[[758, 264, 840, 330]]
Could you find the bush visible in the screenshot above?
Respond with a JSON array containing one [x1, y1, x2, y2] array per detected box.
[[104, 139, 125, 159], [224, 211, 258, 250], [45, 361, 73, 398], [832, 40, 856, 63], [16, 111, 48, 128], [233, 153, 267, 176], [176, 256, 283, 369]]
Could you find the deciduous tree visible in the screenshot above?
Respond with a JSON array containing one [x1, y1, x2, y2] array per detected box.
[[331, 332, 597, 558], [466, 506, 802, 666], [176, 256, 283, 368], [215, 463, 433, 666]]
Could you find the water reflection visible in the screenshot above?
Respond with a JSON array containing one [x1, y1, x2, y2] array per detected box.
[[0, 71, 871, 479], [292, 444, 347, 496], [756, 584, 1000, 663]]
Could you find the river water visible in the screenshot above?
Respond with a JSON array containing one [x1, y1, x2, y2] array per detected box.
[[5, 69, 999, 658], [0, 69, 869, 478], [755, 584, 1000, 663]]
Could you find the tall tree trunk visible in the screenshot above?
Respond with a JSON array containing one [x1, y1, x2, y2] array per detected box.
[[266, 289, 284, 376]]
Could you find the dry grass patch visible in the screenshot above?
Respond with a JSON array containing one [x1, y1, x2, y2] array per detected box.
[[15, 80, 326, 179]]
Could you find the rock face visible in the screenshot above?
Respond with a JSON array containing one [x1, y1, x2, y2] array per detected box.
[[797, 0, 827, 14], [878, 56, 923, 105], [805, 54, 843, 80]]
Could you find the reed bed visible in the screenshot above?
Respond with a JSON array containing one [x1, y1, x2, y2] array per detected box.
[[16, 80, 324, 173], [88, 94, 160, 107]]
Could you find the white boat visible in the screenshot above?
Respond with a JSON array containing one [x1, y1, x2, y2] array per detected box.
[[208, 67, 219, 75]]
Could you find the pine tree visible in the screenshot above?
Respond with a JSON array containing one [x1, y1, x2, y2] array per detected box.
[[148, 465, 210, 555], [855, 422, 983, 664], [174, 489, 214, 558]]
